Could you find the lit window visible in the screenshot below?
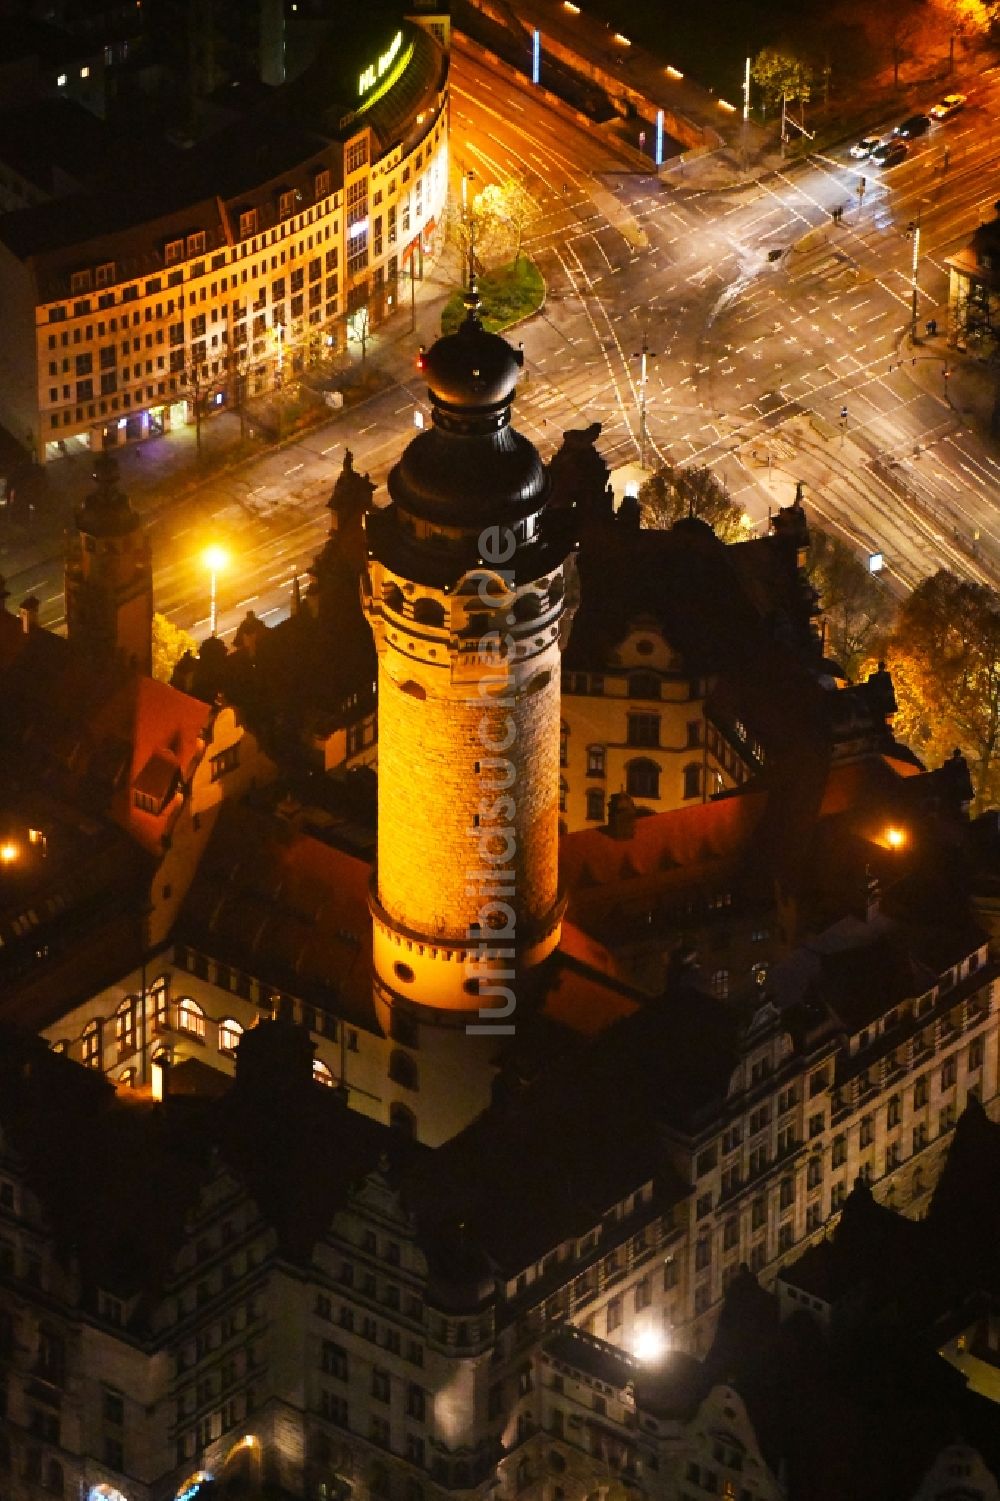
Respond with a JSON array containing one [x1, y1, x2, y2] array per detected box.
[[80, 66, 90, 78], [57, 73, 67, 87], [218, 1018, 243, 1056], [176, 997, 206, 1039], [313, 1059, 335, 1087], [81, 1020, 101, 1069]]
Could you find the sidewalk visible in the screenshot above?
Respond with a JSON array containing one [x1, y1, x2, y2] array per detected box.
[[899, 328, 998, 443]]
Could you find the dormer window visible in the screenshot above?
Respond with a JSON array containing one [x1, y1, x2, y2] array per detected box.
[[70, 269, 92, 294], [95, 262, 115, 288], [164, 239, 184, 265], [186, 231, 206, 256], [278, 190, 296, 220], [315, 168, 331, 200], [239, 208, 258, 239]]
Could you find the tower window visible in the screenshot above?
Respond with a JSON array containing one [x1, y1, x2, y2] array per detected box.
[[412, 598, 445, 627], [388, 1051, 418, 1091], [393, 962, 415, 985]]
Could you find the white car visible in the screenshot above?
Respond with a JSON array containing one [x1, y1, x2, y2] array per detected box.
[[929, 93, 967, 119], [850, 135, 880, 159]]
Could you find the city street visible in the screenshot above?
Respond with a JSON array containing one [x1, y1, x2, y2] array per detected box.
[[4, 45, 1000, 644]]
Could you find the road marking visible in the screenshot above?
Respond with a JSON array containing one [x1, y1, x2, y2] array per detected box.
[[359, 423, 376, 435], [284, 463, 304, 475], [321, 443, 339, 454]]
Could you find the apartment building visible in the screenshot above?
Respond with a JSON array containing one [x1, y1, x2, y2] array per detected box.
[[0, 10, 449, 461]]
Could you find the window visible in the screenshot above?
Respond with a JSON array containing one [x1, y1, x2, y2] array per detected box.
[[406, 1383, 426, 1420], [832, 1134, 846, 1167], [682, 763, 701, 800], [315, 168, 331, 199], [808, 1111, 824, 1139], [103, 1389, 124, 1425], [807, 1156, 822, 1189], [321, 1341, 348, 1379], [777, 1223, 793, 1253], [723, 1217, 739, 1250], [313, 1060, 335, 1088], [887, 1094, 901, 1128], [389, 1051, 418, 1090], [627, 713, 660, 747], [219, 1018, 243, 1055], [941, 1057, 957, 1090], [165, 239, 184, 265], [187, 232, 206, 257], [210, 743, 240, 781], [82, 1020, 101, 1069], [628, 671, 660, 700], [779, 1177, 794, 1210], [711, 969, 729, 999], [969, 1037, 984, 1070], [586, 789, 604, 822], [346, 137, 369, 173], [115, 1000, 136, 1058], [697, 1191, 713, 1219], [831, 1180, 846, 1212], [559, 722, 568, 766], [606, 1296, 622, 1331], [859, 1115, 874, 1148], [587, 745, 606, 776], [914, 1076, 928, 1109], [913, 1122, 928, 1152], [695, 1238, 711, 1270], [372, 1369, 391, 1402], [626, 759, 660, 799], [176, 998, 206, 1039]]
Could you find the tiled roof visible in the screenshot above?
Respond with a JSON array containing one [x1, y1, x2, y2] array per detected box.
[[176, 801, 378, 1030]]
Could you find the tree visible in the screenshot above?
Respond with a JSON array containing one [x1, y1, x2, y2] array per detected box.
[[476, 175, 539, 265], [638, 464, 747, 541], [865, 0, 923, 87], [931, 0, 991, 68], [807, 528, 896, 679], [152, 612, 197, 684], [750, 46, 813, 122], [885, 571, 1000, 809]]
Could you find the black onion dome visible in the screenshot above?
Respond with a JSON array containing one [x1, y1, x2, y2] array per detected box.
[[422, 300, 523, 412], [386, 295, 546, 527]]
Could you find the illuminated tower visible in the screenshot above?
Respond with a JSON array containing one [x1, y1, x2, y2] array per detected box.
[[363, 292, 577, 1047], [65, 451, 153, 675]]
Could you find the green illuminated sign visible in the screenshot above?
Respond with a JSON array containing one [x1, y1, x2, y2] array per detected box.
[[359, 30, 403, 96]]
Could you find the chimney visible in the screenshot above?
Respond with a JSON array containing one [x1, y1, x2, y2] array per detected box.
[[606, 791, 636, 841], [19, 595, 39, 633]]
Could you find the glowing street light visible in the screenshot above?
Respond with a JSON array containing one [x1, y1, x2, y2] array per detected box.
[[203, 545, 228, 636], [633, 1326, 667, 1363], [885, 826, 906, 851], [0, 841, 19, 864]]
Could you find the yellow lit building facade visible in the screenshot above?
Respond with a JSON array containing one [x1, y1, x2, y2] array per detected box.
[[0, 9, 449, 461]]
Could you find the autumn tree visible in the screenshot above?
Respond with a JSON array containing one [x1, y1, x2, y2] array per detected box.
[[886, 571, 1000, 809], [639, 464, 746, 541], [807, 528, 896, 680], [476, 175, 539, 265], [750, 46, 813, 122], [152, 612, 197, 683]]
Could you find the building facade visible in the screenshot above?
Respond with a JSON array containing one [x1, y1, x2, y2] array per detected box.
[[0, 8, 449, 461]]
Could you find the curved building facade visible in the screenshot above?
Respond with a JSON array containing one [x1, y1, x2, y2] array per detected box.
[[0, 4, 449, 460]]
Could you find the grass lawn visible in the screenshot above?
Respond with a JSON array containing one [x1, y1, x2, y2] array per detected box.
[[441, 259, 544, 335]]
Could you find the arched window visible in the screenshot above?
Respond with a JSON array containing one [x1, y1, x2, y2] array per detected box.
[[628, 671, 660, 700], [149, 974, 170, 1031], [176, 996, 206, 1039], [219, 1018, 243, 1056], [586, 789, 604, 822], [388, 1050, 418, 1091], [511, 592, 541, 622], [559, 778, 568, 812], [384, 583, 404, 613], [399, 680, 426, 700], [711, 969, 729, 999], [390, 1102, 417, 1137], [683, 762, 702, 801], [626, 759, 660, 799], [115, 998, 137, 1059], [81, 1020, 101, 1069], [313, 1059, 335, 1088], [559, 722, 568, 766], [412, 598, 445, 627], [117, 1068, 136, 1090]]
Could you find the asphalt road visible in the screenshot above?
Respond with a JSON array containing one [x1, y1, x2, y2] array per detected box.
[[4, 49, 1000, 644]]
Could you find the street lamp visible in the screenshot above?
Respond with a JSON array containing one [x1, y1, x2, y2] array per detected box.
[[906, 217, 922, 339], [203, 545, 228, 636], [632, 331, 655, 469], [0, 840, 19, 865]]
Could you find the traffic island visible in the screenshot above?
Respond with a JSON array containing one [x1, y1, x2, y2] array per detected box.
[[441, 259, 545, 334]]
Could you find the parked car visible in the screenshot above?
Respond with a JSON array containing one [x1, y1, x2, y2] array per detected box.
[[929, 93, 967, 119], [850, 135, 881, 159], [895, 112, 931, 138], [871, 138, 908, 168]]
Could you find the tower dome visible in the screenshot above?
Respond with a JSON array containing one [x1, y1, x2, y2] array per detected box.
[[386, 289, 545, 529]]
